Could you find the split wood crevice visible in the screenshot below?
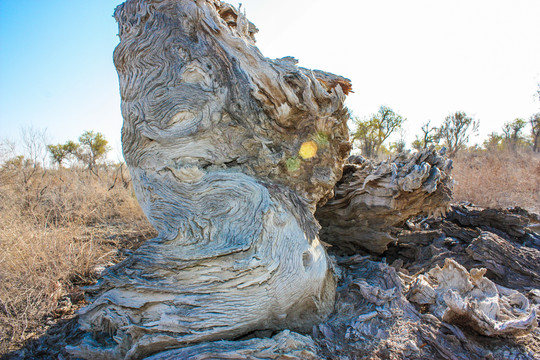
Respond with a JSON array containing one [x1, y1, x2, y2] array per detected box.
[[68, 1, 540, 359]]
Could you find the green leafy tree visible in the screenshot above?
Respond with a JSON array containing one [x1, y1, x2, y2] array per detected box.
[[77, 131, 110, 174], [483, 132, 503, 150], [47, 140, 79, 166], [436, 111, 479, 157], [352, 118, 379, 158], [502, 118, 527, 151], [47, 144, 67, 166], [352, 106, 405, 158]]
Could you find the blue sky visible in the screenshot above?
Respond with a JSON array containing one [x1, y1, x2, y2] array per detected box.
[[0, 0, 124, 158], [1, 0, 540, 160]]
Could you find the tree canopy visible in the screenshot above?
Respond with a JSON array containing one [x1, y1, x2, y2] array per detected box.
[[352, 106, 405, 158], [77, 131, 110, 173], [437, 111, 479, 157], [47, 141, 79, 166], [502, 118, 527, 150], [46, 131, 109, 172]]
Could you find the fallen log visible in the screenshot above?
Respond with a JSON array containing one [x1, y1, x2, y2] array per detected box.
[[466, 231, 540, 290], [387, 204, 540, 291], [315, 148, 453, 254]]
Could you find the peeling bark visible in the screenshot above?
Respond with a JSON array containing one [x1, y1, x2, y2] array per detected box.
[[315, 148, 453, 254]]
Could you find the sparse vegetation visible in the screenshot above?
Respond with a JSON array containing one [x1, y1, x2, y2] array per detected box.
[[411, 120, 439, 151], [530, 112, 540, 152], [502, 118, 528, 151], [436, 111, 479, 157], [0, 134, 155, 356], [452, 149, 540, 213], [350, 107, 539, 213], [75, 131, 110, 174], [1, 115, 540, 357], [47, 140, 79, 167], [351, 106, 405, 159]]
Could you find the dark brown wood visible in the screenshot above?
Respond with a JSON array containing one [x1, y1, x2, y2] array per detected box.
[[466, 231, 540, 289]]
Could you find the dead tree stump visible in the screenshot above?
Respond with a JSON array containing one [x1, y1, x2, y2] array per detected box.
[[68, 1, 539, 359], [69, 0, 351, 358]]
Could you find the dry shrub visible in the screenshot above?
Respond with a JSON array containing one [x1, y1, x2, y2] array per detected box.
[[452, 149, 540, 213], [0, 163, 156, 355]]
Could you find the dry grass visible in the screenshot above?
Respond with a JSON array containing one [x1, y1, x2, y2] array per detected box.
[[0, 163, 156, 356], [0, 148, 538, 357], [452, 149, 540, 213]]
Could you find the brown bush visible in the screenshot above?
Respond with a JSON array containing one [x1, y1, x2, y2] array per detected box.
[[0, 163, 156, 355], [452, 149, 540, 213]]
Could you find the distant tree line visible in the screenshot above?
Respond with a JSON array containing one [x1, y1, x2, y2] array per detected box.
[[47, 131, 110, 174], [352, 101, 540, 159], [412, 111, 480, 157], [351, 107, 481, 158]]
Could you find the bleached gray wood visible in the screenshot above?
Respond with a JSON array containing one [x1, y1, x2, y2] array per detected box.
[[65, 0, 540, 359], [316, 147, 453, 254], [69, 0, 351, 359], [142, 330, 321, 360], [408, 258, 537, 336]]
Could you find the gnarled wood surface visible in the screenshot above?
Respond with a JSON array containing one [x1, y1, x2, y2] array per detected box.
[[316, 148, 453, 254], [66, 0, 539, 359], [69, 0, 350, 359]]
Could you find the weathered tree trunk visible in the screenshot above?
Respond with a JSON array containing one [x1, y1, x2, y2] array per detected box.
[[315, 148, 453, 254], [69, 1, 351, 359], [67, 1, 539, 359]]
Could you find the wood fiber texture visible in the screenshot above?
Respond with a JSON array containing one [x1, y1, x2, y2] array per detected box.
[[67, 0, 539, 359], [316, 147, 453, 254], [69, 0, 351, 359]]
